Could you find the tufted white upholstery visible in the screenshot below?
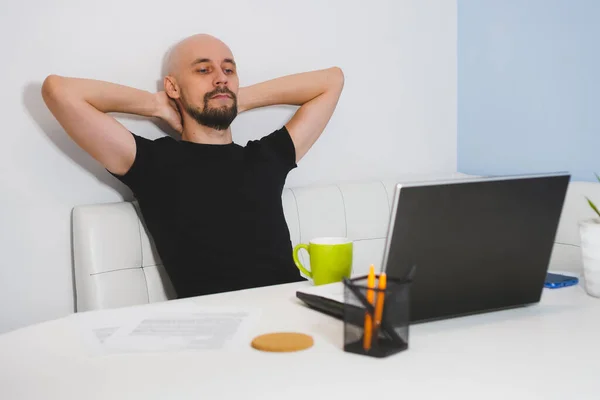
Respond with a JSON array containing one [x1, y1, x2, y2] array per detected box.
[[548, 181, 600, 275], [72, 173, 600, 312]]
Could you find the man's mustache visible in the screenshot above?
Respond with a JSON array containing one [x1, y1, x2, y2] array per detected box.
[[205, 87, 237, 101]]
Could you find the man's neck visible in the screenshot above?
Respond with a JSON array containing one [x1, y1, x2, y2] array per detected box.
[[180, 120, 233, 145]]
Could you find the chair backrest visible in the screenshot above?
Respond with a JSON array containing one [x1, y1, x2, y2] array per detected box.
[[548, 180, 600, 273], [72, 200, 177, 312], [72, 173, 600, 312]]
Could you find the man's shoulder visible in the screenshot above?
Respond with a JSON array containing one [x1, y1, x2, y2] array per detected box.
[[242, 126, 295, 155], [242, 125, 297, 172], [127, 132, 184, 174], [107, 133, 181, 193], [131, 132, 180, 154]]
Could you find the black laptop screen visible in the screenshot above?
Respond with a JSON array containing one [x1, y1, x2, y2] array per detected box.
[[384, 174, 570, 323]]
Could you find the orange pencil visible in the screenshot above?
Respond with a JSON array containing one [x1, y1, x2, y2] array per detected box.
[[363, 264, 376, 350], [374, 272, 387, 331]]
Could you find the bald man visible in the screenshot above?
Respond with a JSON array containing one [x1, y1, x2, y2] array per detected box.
[[42, 34, 344, 298]]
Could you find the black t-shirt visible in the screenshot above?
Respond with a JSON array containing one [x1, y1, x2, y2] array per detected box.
[[110, 126, 304, 298]]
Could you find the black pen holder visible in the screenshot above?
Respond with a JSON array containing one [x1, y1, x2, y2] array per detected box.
[[342, 274, 411, 358]]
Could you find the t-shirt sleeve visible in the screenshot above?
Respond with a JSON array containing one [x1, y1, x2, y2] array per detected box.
[[108, 132, 159, 197], [252, 125, 298, 174]]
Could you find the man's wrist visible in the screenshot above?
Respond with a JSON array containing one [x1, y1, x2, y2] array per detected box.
[[236, 87, 250, 114], [150, 92, 166, 119]]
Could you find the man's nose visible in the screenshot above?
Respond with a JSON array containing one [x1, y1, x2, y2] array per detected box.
[[214, 69, 228, 86]]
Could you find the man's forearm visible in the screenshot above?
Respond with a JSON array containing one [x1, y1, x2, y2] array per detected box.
[[237, 67, 344, 113], [42, 75, 160, 118]]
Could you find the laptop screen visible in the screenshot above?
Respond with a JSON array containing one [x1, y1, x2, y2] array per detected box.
[[382, 173, 570, 323]]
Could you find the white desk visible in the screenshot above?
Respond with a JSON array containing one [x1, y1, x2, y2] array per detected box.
[[1, 280, 599, 400]]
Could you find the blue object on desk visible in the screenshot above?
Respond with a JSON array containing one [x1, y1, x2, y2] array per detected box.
[[544, 272, 579, 289]]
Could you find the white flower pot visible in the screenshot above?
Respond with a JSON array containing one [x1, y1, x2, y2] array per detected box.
[[579, 218, 600, 297]]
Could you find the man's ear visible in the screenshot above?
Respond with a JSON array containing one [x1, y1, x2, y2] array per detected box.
[[163, 76, 180, 99]]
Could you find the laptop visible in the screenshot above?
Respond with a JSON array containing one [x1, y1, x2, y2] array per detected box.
[[296, 172, 571, 324]]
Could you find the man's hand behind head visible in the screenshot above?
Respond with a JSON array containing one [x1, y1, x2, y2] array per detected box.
[[155, 91, 183, 134]]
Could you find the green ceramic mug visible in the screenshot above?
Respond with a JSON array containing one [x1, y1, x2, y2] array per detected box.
[[293, 237, 353, 285]]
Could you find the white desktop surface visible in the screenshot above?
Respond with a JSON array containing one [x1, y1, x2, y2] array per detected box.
[[1, 280, 599, 400]]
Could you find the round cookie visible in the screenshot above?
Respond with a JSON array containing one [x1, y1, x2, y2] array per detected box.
[[251, 332, 314, 352]]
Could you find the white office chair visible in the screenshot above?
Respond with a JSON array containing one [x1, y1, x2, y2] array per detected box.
[[72, 200, 177, 312]]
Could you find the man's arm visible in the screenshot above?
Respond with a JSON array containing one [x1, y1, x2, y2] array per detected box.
[[41, 75, 182, 176], [237, 67, 344, 162]]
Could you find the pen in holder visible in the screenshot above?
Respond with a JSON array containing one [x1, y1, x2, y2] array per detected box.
[[342, 272, 412, 358]]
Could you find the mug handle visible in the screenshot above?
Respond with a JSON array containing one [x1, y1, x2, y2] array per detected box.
[[293, 244, 312, 278]]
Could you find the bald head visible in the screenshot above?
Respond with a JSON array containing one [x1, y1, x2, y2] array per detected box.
[[162, 33, 239, 132], [165, 34, 234, 79]]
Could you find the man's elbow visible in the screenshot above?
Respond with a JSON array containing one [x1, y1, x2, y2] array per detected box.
[[328, 67, 345, 90], [41, 74, 67, 103]]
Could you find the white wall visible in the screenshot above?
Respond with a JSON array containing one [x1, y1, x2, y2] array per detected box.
[[0, 0, 456, 333]]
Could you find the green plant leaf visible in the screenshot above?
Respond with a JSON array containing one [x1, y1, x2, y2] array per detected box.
[[586, 197, 600, 218], [595, 172, 600, 183]]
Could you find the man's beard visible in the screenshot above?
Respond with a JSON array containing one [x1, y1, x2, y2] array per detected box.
[[183, 87, 238, 131]]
